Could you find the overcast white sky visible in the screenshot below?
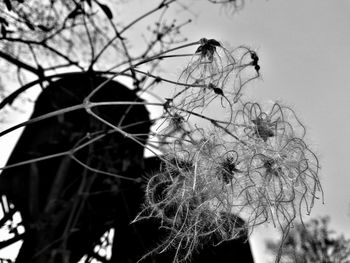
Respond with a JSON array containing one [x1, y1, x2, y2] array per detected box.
[[1, 0, 350, 262]]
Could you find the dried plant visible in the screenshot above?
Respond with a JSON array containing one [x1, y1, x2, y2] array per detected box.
[[0, 1, 323, 263]]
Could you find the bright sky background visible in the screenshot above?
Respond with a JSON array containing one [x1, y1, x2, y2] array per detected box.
[[1, 0, 350, 262]]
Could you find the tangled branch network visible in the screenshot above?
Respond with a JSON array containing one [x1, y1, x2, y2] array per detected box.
[[134, 38, 324, 262]]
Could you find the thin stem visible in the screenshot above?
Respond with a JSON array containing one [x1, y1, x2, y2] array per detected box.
[[0, 50, 42, 76], [0, 101, 162, 139], [93, 0, 177, 63]]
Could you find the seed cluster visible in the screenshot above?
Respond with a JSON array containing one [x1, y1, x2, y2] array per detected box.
[[134, 39, 323, 263]]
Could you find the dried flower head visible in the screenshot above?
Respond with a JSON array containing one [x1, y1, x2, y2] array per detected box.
[[171, 38, 237, 114], [134, 38, 322, 263], [170, 42, 261, 120], [195, 38, 222, 62], [232, 102, 306, 141], [134, 139, 249, 262], [136, 108, 323, 262]]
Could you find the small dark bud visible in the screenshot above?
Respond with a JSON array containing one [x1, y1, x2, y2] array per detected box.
[[98, 3, 113, 19], [251, 52, 259, 62], [163, 98, 173, 111], [208, 83, 223, 95], [38, 25, 51, 32], [68, 8, 82, 19], [213, 87, 223, 95], [208, 39, 221, 47], [195, 46, 203, 54], [157, 33, 163, 41]]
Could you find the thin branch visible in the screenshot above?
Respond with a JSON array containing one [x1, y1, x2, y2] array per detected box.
[[0, 50, 42, 76]]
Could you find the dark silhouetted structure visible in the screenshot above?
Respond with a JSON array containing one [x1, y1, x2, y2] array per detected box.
[[0, 73, 254, 263]]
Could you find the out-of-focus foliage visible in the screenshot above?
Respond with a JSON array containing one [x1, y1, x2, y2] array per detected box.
[[267, 217, 350, 263]]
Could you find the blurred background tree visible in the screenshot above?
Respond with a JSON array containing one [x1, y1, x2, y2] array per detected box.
[[266, 217, 350, 263]]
